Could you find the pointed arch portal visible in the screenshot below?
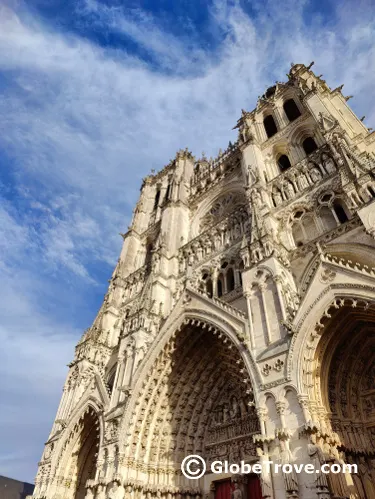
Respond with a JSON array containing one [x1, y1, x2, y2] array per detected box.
[[125, 321, 261, 487], [56, 406, 100, 499], [302, 297, 375, 498]]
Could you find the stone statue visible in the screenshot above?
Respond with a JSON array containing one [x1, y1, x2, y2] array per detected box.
[[359, 457, 375, 498], [223, 403, 229, 422], [279, 440, 299, 495], [178, 256, 186, 274], [44, 443, 53, 460], [273, 189, 282, 206], [296, 172, 308, 190], [251, 189, 262, 208], [108, 482, 125, 499], [322, 153, 336, 174], [247, 164, 259, 186], [230, 396, 240, 419], [84, 488, 94, 499], [307, 433, 330, 490], [309, 166, 322, 182], [232, 483, 242, 499], [96, 485, 106, 499], [285, 181, 295, 198]]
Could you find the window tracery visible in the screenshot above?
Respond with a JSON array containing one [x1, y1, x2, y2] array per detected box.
[[200, 192, 247, 231], [290, 193, 351, 247]]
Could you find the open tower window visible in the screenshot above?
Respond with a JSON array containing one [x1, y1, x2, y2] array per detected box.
[[153, 188, 161, 210], [333, 201, 349, 223], [277, 154, 292, 172], [264, 115, 278, 138], [283, 99, 301, 122], [302, 137, 318, 155]]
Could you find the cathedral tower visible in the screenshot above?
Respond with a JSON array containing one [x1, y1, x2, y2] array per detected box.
[[31, 63, 375, 499]]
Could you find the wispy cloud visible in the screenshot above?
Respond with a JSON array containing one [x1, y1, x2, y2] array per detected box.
[[0, 0, 374, 482]]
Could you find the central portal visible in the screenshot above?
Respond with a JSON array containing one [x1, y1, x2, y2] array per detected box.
[[127, 320, 261, 491]]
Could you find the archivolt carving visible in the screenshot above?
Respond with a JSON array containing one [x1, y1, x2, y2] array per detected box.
[[124, 293, 262, 410], [43, 404, 101, 499], [291, 293, 375, 454], [115, 320, 260, 483], [288, 284, 375, 380]]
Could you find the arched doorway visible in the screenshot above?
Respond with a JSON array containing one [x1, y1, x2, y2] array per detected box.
[[308, 298, 375, 498], [125, 320, 261, 494], [57, 406, 100, 499]]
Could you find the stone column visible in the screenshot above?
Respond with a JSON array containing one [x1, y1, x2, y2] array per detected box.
[[112, 353, 126, 406], [253, 408, 274, 499], [120, 346, 135, 402], [256, 407, 267, 438], [276, 402, 286, 428], [274, 275, 287, 322], [244, 290, 255, 350], [273, 105, 287, 130], [297, 394, 311, 423], [234, 268, 241, 289], [212, 268, 218, 297], [258, 282, 272, 345]]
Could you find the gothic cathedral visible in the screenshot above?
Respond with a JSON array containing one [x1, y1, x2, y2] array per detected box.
[[31, 63, 375, 499]]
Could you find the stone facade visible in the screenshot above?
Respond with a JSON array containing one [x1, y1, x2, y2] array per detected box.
[[30, 63, 375, 499]]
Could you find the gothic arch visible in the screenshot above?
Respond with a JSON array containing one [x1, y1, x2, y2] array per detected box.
[[291, 286, 375, 391], [320, 242, 375, 267], [126, 299, 263, 398], [277, 384, 299, 402], [278, 87, 304, 113], [289, 287, 375, 498], [254, 264, 275, 279], [117, 308, 262, 485], [291, 286, 375, 420], [52, 397, 104, 469], [52, 401, 103, 499], [288, 122, 323, 150]]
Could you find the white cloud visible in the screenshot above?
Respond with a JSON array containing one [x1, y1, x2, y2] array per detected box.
[[0, 230, 78, 480], [0, 0, 374, 482]]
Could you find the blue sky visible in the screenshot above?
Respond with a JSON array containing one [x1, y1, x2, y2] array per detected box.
[[0, 0, 374, 483]]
